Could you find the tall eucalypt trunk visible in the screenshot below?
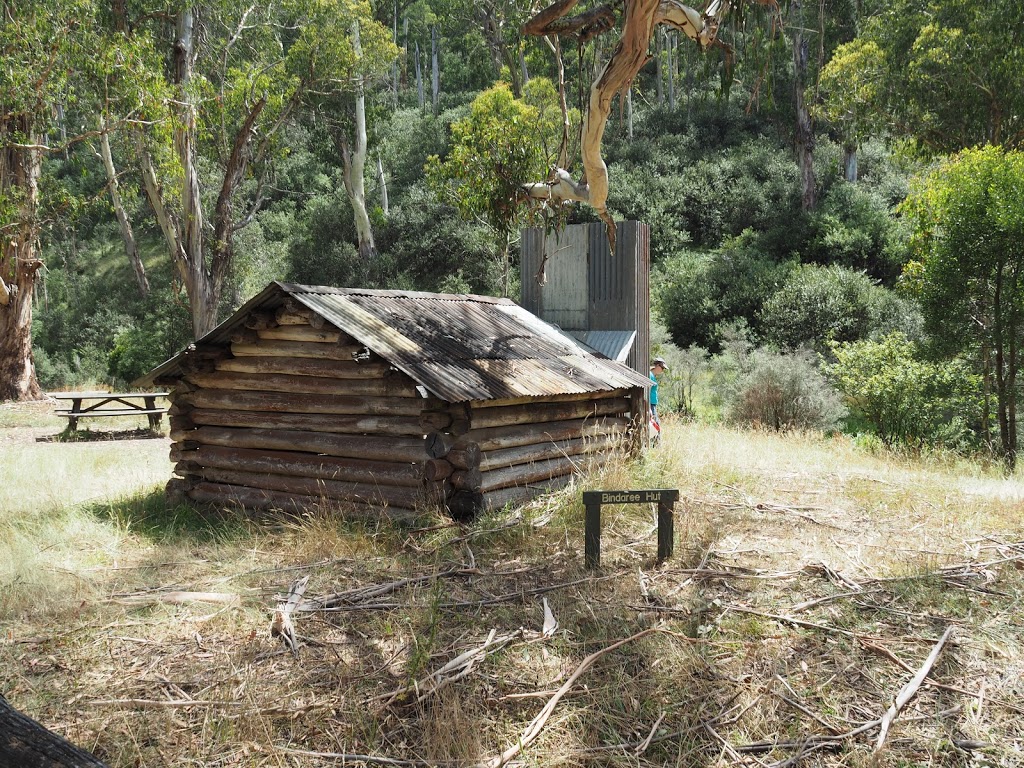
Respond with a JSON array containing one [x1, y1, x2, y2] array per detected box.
[[791, 0, 817, 211], [340, 20, 377, 262], [144, 8, 267, 339], [171, 7, 215, 337], [0, 114, 45, 401], [521, 0, 779, 247], [98, 115, 149, 296]]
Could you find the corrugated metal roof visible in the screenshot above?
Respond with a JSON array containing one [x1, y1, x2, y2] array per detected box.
[[138, 282, 651, 403], [569, 330, 637, 363]]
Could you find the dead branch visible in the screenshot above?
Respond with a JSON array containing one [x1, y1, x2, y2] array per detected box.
[[301, 565, 473, 610], [874, 625, 956, 752], [474, 627, 659, 768], [270, 575, 308, 655], [371, 628, 525, 706]]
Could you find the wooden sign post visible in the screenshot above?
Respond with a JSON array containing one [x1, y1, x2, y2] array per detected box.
[[582, 489, 679, 568]]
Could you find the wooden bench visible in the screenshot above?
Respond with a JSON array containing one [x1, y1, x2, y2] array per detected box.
[[50, 391, 169, 431]]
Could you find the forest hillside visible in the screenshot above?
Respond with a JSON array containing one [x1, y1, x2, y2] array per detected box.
[[2, 0, 1023, 459]]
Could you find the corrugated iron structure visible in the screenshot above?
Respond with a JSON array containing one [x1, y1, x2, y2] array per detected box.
[[141, 282, 649, 519], [520, 221, 651, 378]]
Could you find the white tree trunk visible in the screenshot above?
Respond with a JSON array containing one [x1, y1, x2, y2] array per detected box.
[[431, 25, 440, 114], [377, 154, 389, 216], [341, 21, 376, 261], [415, 41, 424, 109], [98, 115, 149, 296], [791, 0, 817, 211]]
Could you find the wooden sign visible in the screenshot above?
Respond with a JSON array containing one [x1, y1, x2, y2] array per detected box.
[[582, 489, 679, 568]]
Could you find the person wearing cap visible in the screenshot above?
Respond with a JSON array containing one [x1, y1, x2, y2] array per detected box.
[[649, 357, 668, 426]]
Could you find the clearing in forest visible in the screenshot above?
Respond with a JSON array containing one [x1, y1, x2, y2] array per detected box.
[[1, 405, 1022, 767]]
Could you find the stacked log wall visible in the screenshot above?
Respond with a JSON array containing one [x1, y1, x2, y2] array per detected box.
[[163, 302, 438, 514], [425, 389, 638, 518]]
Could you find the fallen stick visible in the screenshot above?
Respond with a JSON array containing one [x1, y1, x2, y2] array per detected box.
[[474, 628, 658, 768], [111, 590, 240, 605], [301, 566, 473, 610], [371, 629, 523, 705], [874, 625, 956, 753], [271, 575, 309, 655]]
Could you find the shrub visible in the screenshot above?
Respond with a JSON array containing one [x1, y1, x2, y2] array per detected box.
[[760, 264, 923, 351], [723, 347, 847, 432], [655, 234, 794, 352], [827, 333, 982, 449]]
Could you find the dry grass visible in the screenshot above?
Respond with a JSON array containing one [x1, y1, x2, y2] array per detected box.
[[1, 408, 1023, 767]]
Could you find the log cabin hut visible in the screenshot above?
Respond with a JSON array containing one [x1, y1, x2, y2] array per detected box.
[[138, 282, 652, 519]]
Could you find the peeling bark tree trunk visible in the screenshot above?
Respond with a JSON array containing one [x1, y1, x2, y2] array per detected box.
[[173, 7, 218, 338], [0, 115, 45, 401], [144, 8, 268, 339], [340, 21, 377, 261], [98, 115, 149, 296], [521, 0, 777, 245]]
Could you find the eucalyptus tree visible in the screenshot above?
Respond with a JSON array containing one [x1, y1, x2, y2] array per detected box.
[[818, 0, 1024, 155], [426, 80, 563, 296], [0, 0, 119, 400], [519, 0, 781, 244], [901, 147, 1024, 467], [132, 0, 397, 339]]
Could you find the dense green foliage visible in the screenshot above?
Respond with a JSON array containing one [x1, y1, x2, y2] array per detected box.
[[900, 147, 1024, 463], [828, 333, 981, 449], [7, 0, 1022, 459]]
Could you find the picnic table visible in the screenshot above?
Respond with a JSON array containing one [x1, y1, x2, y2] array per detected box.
[[50, 391, 169, 431]]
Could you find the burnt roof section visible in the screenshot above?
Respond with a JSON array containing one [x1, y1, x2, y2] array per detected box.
[[137, 282, 651, 402]]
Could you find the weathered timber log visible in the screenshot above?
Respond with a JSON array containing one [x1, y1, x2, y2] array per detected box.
[[425, 431, 454, 459], [479, 433, 621, 472], [196, 466, 432, 509], [256, 325, 345, 343], [166, 476, 191, 505], [216, 356, 392, 379], [230, 340, 363, 361], [167, 402, 194, 417], [191, 445, 426, 487], [455, 417, 631, 452], [170, 380, 198, 395], [169, 414, 195, 431], [0, 692, 109, 767], [468, 398, 629, 429], [179, 344, 233, 374], [447, 474, 576, 518], [445, 443, 482, 470], [423, 458, 454, 481], [478, 454, 592, 493], [181, 425, 429, 463], [188, 481, 420, 521], [229, 329, 259, 345], [243, 309, 278, 330], [417, 408, 470, 434], [184, 371, 420, 398], [469, 388, 632, 409], [420, 411, 453, 431], [450, 467, 483, 491], [189, 408, 426, 437], [181, 388, 426, 416], [276, 301, 326, 328], [168, 444, 198, 464]]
